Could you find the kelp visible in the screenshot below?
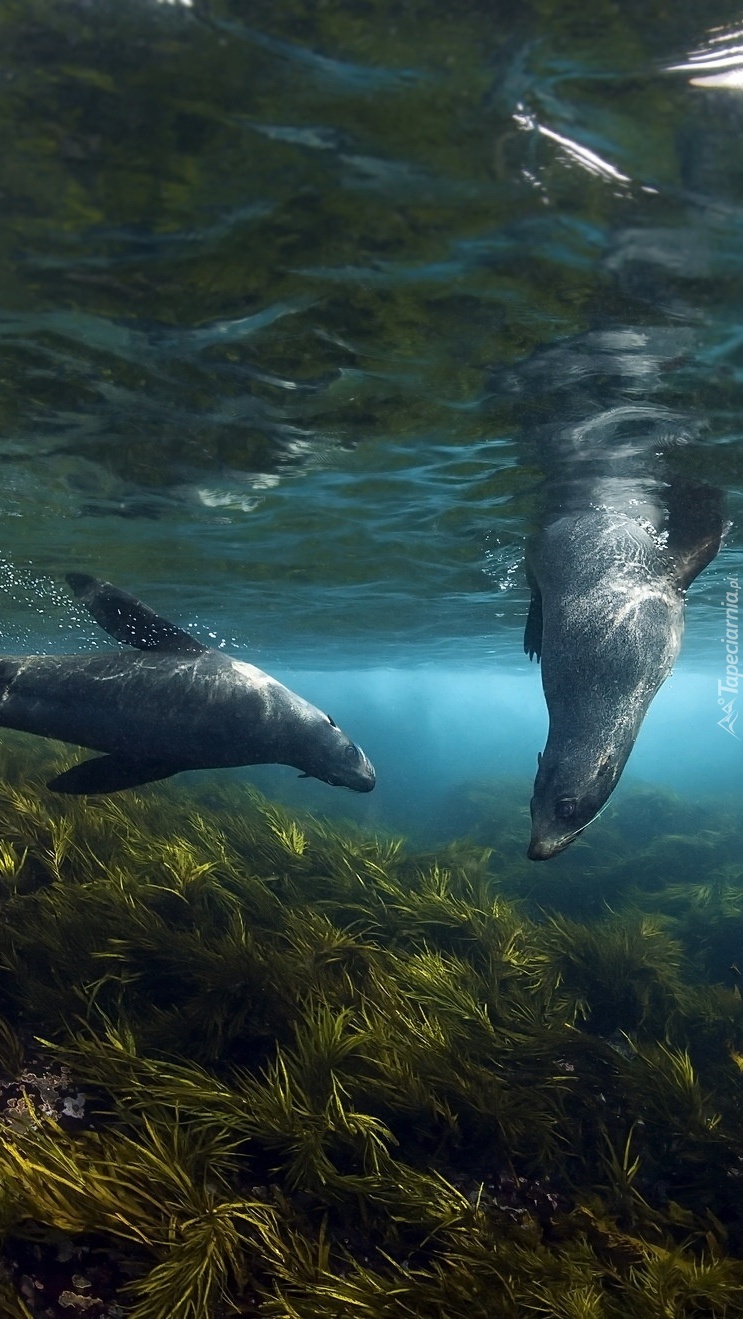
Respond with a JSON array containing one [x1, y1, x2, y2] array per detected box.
[[0, 739, 741, 1313]]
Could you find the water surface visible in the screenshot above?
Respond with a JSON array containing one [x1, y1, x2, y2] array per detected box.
[[1, 0, 743, 832]]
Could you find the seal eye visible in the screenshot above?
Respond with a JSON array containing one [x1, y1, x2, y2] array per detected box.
[[344, 744, 359, 761], [556, 798, 577, 821]]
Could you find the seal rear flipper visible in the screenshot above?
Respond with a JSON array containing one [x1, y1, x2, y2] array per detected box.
[[524, 585, 543, 662], [665, 479, 725, 591], [47, 756, 181, 795], [66, 574, 207, 655]]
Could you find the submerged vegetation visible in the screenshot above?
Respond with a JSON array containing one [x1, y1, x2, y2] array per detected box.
[[0, 738, 740, 1314]]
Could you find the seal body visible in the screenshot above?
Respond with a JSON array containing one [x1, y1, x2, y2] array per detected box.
[[518, 332, 724, 861], [526, 505, 688, 860], [0, 576, 375, 795]]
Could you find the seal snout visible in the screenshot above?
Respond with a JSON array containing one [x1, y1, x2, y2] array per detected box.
[[527, 834, 572, 861], [527, 838, 556, 862], [351, 747, 376, 792]]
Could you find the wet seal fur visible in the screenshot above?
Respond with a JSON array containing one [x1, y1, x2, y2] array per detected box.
[[525, 478, 723, 860], [496, 325, 727, 861], [0, 574, 376, 796]]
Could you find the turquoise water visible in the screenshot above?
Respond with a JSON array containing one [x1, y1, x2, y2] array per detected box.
[[2, 0, 743, 844]]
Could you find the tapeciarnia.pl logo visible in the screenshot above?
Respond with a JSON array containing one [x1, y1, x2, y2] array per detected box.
[[718, 577, 740, 739]]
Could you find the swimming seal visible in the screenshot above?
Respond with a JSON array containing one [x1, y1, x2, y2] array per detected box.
[[0, 574, 376, 795], [526, 476, 723, 860], [494, 325, 725, 861]]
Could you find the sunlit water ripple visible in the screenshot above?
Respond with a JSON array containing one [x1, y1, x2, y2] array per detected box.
[[1, 0, 742, 677]]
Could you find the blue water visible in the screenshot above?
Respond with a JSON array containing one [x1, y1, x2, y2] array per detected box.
[[2, 0, 743, 851]]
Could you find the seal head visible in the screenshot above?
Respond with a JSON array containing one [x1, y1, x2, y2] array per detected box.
[[289, 707, 376, 792], [528, 742, 626, 861], [525, 524, 690, 861]]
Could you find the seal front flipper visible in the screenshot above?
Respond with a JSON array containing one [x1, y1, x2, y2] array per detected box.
[[66, 574, 207, 655], [524, 564, 543, 662], [524, 589, 543, 661], [664, 479, 725, 591], [47, 756, 180, 795]]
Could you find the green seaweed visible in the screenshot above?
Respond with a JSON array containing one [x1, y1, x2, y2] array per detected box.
[[0, 739, 741, 1314]]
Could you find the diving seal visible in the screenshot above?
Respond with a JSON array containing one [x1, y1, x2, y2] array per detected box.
[[0, 574, 375, 795], [499, 326, 725, 861], [526, 478, 723, 860]]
